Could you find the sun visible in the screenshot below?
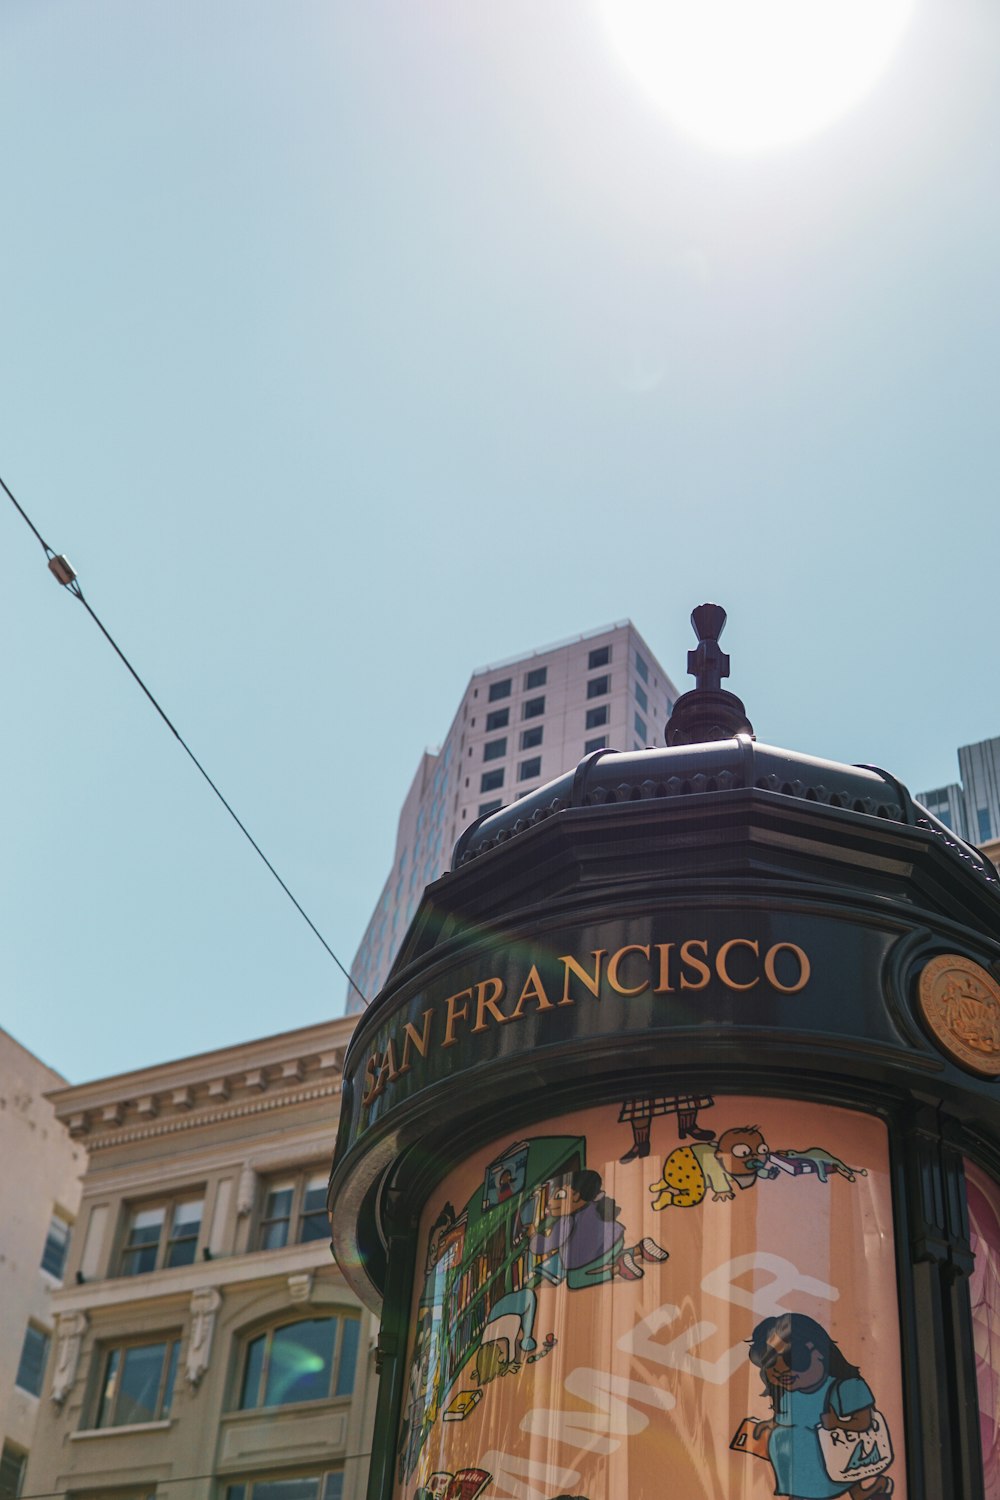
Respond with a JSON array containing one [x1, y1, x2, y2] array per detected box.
[[599, 0, 916, 153]]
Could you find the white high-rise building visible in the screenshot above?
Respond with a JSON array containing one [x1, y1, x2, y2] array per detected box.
[[346, 621, 681, 1011], [918, 735, 1000, 847]]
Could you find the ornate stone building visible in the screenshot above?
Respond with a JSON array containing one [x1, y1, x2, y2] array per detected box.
[[23, 1016, 375, 1500], [0, 1029, 84, 1500]]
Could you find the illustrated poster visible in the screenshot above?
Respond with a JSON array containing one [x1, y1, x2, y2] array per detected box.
[[967, 1159, 1000, 1500], [395, 1095, 905, 1500]]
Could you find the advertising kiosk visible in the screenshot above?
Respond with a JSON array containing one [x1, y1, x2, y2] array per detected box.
[[328, 606, 1000, 1500]]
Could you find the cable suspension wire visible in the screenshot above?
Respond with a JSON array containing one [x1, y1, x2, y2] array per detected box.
[[2, 471, 367, 1008]]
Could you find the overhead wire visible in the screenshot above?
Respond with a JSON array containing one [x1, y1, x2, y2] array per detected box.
[[1, 471, 368, 1008]]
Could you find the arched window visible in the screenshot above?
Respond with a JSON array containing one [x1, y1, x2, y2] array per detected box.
[[238, 1316, 359, 1409]]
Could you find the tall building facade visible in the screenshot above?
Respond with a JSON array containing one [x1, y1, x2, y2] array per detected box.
[[918, 734, 1000, 846], [0, 1029, 84, 1500], [22, 1016, 377, 1500], [347, 621, 681, 1010]]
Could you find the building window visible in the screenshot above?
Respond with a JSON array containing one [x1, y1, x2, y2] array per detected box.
[[585, 705, 608, 730], [524, 666, 547, 690], [483, 737, 507, 762], [238, 1317, 360, 1410], [14, 1325, 49, 1397], [485, 708, 509, 731], [635, 650, 649, 683], [257, 1171, 329, 1251], [584, 736, 607, 753], [634, 712, 647, 741], [225, 1473, 344, 1500], [119, 1197, 204, 1276], [94, 1337, 179, 1428], [478, 799, 502, 816], [481, 769, 504, 793], [588, 645, 610, 669], [40, 1211, 72, 1279], [522, 696, 545, 720], [587, 675, 609, 699], [0, 1445, 26, 1500], [634, 681, 648, 713], [488, 678, 511, 702], [518, 757, 541, 781], [978, 808, 993, 842], [520, 726, 543, 750]]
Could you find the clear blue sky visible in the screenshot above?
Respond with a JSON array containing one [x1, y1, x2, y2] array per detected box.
[[1, 2, 997, 1084]]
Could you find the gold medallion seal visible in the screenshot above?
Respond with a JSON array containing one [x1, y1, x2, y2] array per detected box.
[[918, 954, 1000, 1077]]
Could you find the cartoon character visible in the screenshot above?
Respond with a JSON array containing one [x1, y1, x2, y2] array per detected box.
[[618, 1092, 715, 1161], [472, 1288, 554, 1382], [529, 1169, 668, 1285], [772, 1149, 865, 1184], [649, 1125, 773, 1209], [744, 1313, 894, 1498]]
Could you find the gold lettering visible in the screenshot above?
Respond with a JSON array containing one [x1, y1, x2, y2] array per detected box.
[[764, 942, 811, 994], [716, 939, 760, 992], [679, 939, 711, 990], [607, 944, 651, 997], [396, 1009, 435, 1075], [508, 964, 554, 1021], [361, 1052, 380, 1107], [442, 988, 472, 1048], [370, 1044, 395, 1097], [384, 1037, 403, 1082], [654, 942, 675, 993], [558, 950, 606, 1005], [472, 977, 510, 1033]]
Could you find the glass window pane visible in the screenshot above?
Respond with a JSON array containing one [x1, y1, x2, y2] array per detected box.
[[162, 1339, 180, 1417], [252, 1481, 321, 1500], [0, 1444, 26, 1500], [166, 1199, 203, 1268], [322, 1475, 344, 1500], [240, 1335, 266, 1410], [96, 1347, 120, 1427], [335, 1320, 360, 1397], [299, 1177, 329, 1243], [14, 1326, 49, 1397], [122, 1207, 165, 1276], [263, 1320, 335, 1407], [41, 1214, 71, 1279], [116, 1342, 167, 1425]]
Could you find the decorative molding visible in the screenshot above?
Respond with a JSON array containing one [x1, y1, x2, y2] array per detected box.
[[172, 1086, 194, 1111], [69, 1081, 344, 1151], [51, 1311, 88, 1406], [236, 1162, 257, 1217], [186, 1287, 222, 1387], [209, 1078, 231, 1101], [136, 1095, 159, 1119], [317, 1049, 343, 1073], [101, 1103, 123, 1127], [68, 1112, 90, 1137], [281, 1059, 304, 1084], [288, 1272, 314, 1304], [245, 1068, 269, 1092]]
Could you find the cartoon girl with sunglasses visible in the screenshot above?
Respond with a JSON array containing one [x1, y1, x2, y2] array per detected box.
[[745, 1314, 894, 1498]]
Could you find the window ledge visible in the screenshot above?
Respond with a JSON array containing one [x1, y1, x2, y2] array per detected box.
[[221, 1397, 350, 1423], [72, 1419, 174, 1440]]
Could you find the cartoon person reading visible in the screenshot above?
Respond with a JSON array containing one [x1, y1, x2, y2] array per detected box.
[[528, 1169, 668, 1286], [741, 1313, 894, 1498]]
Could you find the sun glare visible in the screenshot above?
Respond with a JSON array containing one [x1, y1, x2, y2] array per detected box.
[[600, 0, 915, 153]]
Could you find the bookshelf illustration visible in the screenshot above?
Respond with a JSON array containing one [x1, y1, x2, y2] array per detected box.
[[422, 1134, 585, 1408]]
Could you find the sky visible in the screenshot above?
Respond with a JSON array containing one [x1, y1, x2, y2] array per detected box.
[[1, 1, 997, 1085]]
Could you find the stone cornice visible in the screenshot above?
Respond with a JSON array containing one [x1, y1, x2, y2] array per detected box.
[[70, 1078, 344, 1149], [48, 1016, 357, 1143]]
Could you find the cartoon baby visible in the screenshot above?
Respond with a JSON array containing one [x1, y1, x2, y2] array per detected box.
[[649, 1125, 772, 1209]]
